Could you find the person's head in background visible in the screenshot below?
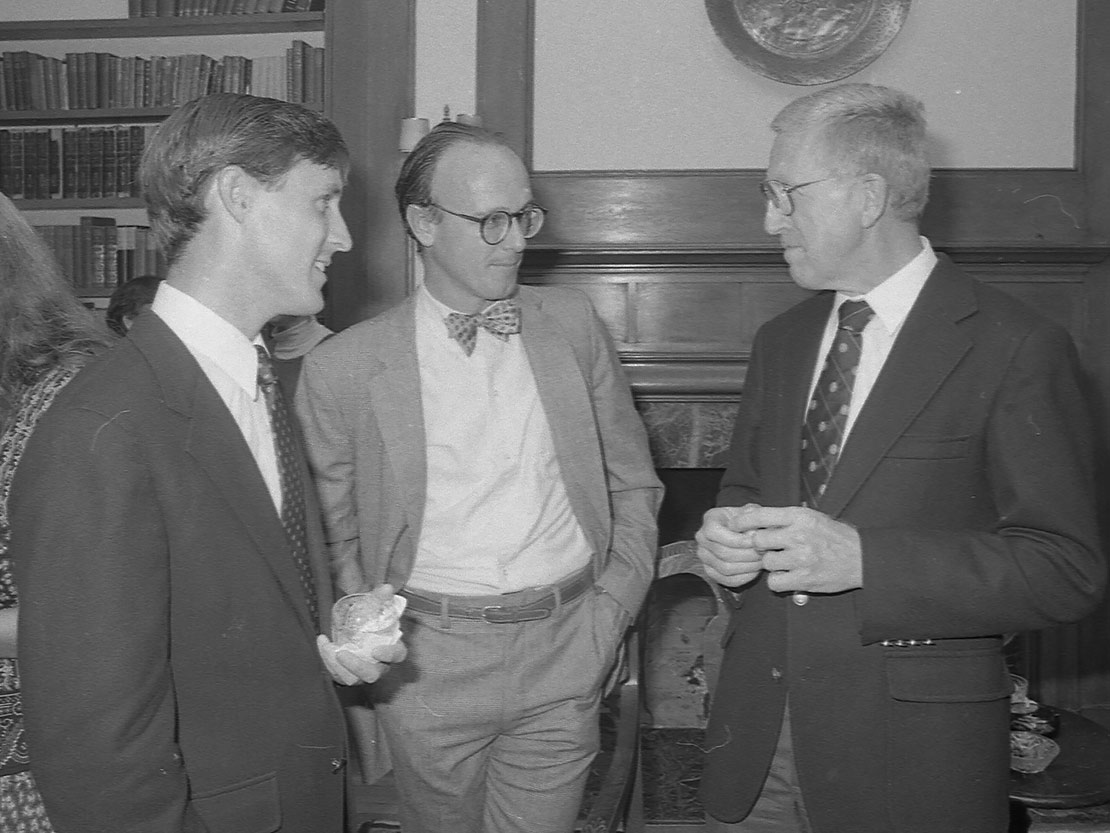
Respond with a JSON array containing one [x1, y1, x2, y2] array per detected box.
[[105, 275, 164, 336], [395, 122, 545, 314], [0, 191, 112, 413]]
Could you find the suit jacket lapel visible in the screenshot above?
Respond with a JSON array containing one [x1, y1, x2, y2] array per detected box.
[[366, 297, 427, 530], [821, 258, 976, 516], [130, 316, 319, 636], [519, 293, 609, 542]]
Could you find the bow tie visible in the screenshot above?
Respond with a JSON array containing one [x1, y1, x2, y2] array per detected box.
[[444, 298, 522, 356]]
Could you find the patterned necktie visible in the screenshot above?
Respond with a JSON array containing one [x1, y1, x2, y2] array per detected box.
[[800, 299, 875, 509], [256, 345, 318, 626], [444, 297, 522, 356]]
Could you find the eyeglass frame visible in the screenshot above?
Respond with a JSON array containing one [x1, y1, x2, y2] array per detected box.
[[759, 177, 835, 216], [425, 202, 547, 245]]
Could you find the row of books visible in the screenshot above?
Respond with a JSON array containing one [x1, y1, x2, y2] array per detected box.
[[129, 0, 323, 15], [1, 124, 154, 201], [35, 220, 167, 292], [0, 41, 325, 112]]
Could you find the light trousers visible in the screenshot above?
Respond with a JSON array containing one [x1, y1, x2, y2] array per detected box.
[[374, 588, 624, 833]]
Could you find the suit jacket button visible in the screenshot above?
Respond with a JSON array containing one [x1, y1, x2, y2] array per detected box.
[[331, 758, 346, 774], [771, 667, 782, 682], [792, 592, 809, 606]]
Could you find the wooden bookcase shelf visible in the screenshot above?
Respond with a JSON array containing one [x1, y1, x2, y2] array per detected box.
[[18, 198, 147, 210], [2, 3, 413, 324], [0, 108, 175, 124], [0, 13, 323, 41]]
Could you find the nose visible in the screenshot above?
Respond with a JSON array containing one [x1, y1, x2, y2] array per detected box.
[[763, 200, 790, 236], [501, 215, 528, 252], [330, 205, 353, 253]]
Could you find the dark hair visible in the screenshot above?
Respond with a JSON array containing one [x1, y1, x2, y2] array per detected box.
[[772, 83, 930, 221], [394, 122, 512, 244], [140, 93, 350, 264], [105, 274, 164, 336], [0, 192, 112, 399]]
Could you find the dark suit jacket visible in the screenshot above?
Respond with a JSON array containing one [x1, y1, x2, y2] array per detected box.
[[701, 255, 1105, 832], [295, 284, 662, 781], [12, 314, 345, 833]]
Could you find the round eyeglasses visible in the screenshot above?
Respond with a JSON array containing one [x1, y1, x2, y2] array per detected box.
[[428, 202, 547, 245], [759, 178, 833, 217]]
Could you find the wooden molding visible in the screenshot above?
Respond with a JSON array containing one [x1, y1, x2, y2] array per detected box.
[[480, 0, 1110, 249]]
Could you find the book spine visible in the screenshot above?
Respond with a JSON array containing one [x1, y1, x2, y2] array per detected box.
[[34, 129, 50, 199], [62, 127, 78, 198], [22, 128, 36, 199], [13, 52, 30, 111], [59, 225, 76, 288], [29, 54, 47, 111], [75, 126, 91, 199], [75, 220, 91, 289], [49, 127, 63, 198], [105, 224, 119, 288], [9, 129, 26, 199], [130, 125, 146, 197], [0, 131, 10, 195]]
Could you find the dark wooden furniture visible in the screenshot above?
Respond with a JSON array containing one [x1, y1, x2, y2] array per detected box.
[[1011, 707, 1110, 810]]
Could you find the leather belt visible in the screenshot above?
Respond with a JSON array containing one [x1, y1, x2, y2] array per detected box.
[[400, 566, 595, 624]]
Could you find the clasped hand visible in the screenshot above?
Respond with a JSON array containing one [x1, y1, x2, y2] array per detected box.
[[317, 633, 406, 686], [695, 504, 862, 594]]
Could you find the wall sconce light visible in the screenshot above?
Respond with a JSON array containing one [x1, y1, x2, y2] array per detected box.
[[399, 111, 484, 152]]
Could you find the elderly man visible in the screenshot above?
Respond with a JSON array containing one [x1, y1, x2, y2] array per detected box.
[[696, 83, 1104, 833]]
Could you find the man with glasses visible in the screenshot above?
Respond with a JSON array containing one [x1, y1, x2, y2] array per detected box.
[[295, 122, 661, 833], [695, 84, 1103, 832]]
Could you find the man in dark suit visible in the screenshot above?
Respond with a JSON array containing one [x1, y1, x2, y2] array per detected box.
[[295, 122, 662, 833], [12, 93, 402, 833], [695, 83, 1105, 832]]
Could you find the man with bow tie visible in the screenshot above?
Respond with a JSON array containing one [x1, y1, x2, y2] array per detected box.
[[295, 121, 662, 833]]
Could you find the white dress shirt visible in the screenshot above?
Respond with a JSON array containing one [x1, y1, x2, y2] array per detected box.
[[408, 285, 592, 596], [152, 283, 281, 512], [808, 238, 938, 448]]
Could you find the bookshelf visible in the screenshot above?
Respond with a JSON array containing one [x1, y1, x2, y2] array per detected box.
[[0, 8, 326, 297], [0, 2, 414, 324]]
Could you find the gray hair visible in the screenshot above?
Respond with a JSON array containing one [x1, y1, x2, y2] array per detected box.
[[772, 83, 930, 221]]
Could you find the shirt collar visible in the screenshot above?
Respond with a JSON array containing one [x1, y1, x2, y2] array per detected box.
[[151, 282, 265, 398], [839, 237, 937, 335]]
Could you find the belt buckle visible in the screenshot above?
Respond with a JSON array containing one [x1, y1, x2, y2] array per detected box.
[[480, 604, 551, 624]]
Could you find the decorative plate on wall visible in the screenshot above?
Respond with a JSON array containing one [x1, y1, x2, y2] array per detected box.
[[705, 0, 912, 86]]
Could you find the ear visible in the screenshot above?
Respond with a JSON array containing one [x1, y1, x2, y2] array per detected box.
[[212, 165, 259, 224], [858, 173, 889, 228], [406, 203, 438, 248]]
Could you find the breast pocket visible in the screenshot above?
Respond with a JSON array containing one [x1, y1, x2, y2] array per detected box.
[[886, 434, 971, 460]]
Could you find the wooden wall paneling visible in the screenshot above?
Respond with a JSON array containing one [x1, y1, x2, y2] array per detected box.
[[482, 0, 1110, 711], [476, 0, 533, 164], [1080, 0, 1110, 240], [324, 2, 415, 330], [492, 0, 1110, 250]]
